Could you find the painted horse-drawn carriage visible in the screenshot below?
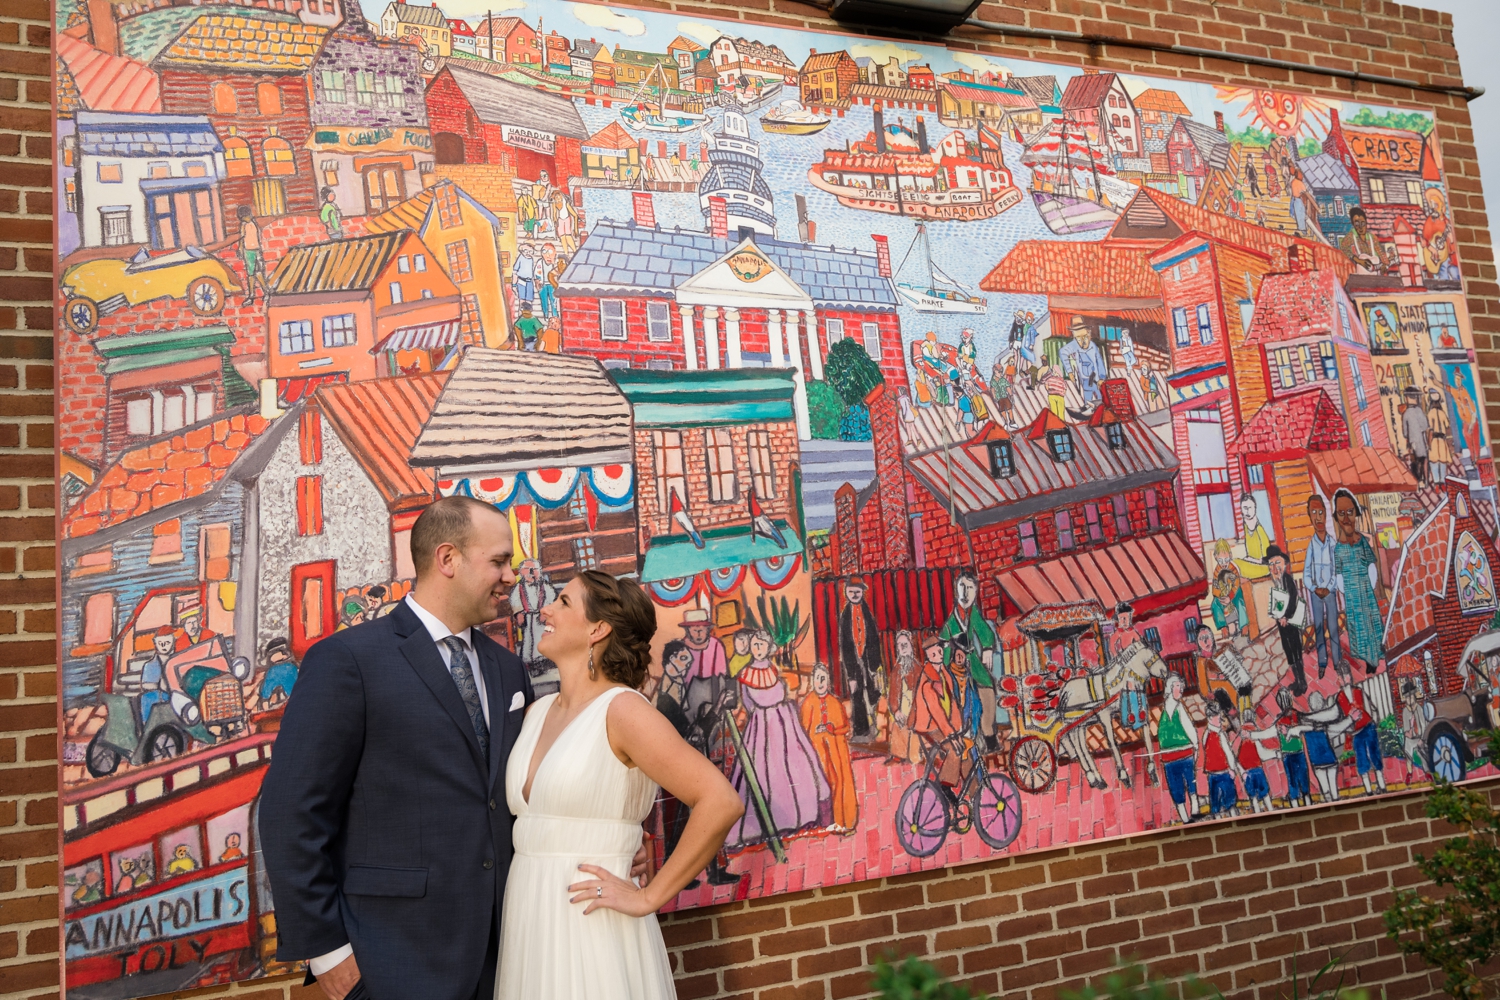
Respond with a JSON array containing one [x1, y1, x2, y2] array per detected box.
[[997, 602, 1168, 793], [893, 601, 1168, 858]]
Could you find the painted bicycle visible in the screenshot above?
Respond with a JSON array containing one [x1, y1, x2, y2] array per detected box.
[[894, 732, 1023, 858]]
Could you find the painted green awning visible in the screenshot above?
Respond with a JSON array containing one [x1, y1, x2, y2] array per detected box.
[[640, 521, 803, 583]]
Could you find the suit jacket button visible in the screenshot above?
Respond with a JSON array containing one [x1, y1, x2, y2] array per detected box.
[[484, 859, 494, 870], [489, 799, 497, 810]]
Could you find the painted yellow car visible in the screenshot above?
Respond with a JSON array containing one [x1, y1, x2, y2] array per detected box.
[[61, 246, 242, 334]]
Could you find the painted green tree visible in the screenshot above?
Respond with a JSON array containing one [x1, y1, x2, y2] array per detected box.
[[1384, 780, 1500, 999], [825, 338, 885, 406], [1347, 107, 1435, 135], [806, 379, 844, 440]]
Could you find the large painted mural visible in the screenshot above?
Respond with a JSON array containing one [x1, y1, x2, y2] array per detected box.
[[52, 0, 1499, 994]]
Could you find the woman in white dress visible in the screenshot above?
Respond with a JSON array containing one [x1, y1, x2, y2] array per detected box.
[[496, 571, 743, 1000]]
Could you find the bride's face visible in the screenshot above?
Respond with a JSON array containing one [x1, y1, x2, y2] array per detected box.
[[537, 577, 598, 661]]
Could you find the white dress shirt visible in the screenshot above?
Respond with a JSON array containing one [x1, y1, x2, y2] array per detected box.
[[308, 594, 492, 977]]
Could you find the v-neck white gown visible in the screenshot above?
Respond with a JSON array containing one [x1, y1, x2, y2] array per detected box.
[[495, 688, 676, 1000]]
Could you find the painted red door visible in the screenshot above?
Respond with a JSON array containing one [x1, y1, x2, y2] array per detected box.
[[290, 560, 336, 659]]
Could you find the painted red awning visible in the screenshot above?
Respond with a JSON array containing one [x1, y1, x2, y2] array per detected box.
[[994, 531, 1205, 617]]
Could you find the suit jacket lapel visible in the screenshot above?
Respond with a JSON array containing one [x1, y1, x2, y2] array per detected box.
[[477, 640, 507, 784], [394, 605, 487, 777]]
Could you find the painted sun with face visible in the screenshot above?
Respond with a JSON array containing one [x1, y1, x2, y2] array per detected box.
[[1215, 86, 1335, 138]]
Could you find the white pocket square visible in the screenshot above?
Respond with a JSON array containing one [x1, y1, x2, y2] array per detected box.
[[509, 691, 525, 711]]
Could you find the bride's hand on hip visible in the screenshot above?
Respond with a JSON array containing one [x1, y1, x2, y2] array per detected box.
[[568, 863, 655, 917]]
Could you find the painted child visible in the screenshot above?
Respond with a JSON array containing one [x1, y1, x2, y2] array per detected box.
[[1233, 714, 1273, 813], [1201, 703, 1241, 819], [1336, 662, 1387, 796], [1273, 686, 1312, 808]]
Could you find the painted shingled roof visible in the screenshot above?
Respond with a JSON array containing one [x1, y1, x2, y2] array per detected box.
[[1384, 498, 1454, 651], [1133, 89, 1191, 116], [365, 180, 503, 238], [76, 111, 222, 158], [270, 231, 408, 295], [389, 2, 448, 27], [119, 6, 230, 63], [980, 241, 1160, 298], [1307, 446, 1419, 495], [1297, 151, 1360, 193], [904, 415, 1178, 526], [56, 33, 161, 114], [410, 348, 633, 472], [1174, 117, 1231, 170], [63, 410, 275, 539], [443, 64, 590, 138], [558, 220, 900, 311], [155, 12, 330, 71], [1059, 72, 1117, 111], [313, 372, 449, 511], [1242, 269, 1341, 345], [1232, 388, 1350, 457]]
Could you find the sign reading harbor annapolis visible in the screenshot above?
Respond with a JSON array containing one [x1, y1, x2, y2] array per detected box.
[[54, 0, 1492, 995]]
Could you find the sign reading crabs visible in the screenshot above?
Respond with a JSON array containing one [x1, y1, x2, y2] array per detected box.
[[727, 250, 773, 282]]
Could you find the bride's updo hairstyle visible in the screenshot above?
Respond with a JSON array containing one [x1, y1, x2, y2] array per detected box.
[[576, 570, 658, 689]]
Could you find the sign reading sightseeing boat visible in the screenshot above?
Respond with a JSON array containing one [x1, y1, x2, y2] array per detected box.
[[727, 250, 774, 282], [500, 124, 556, 154]]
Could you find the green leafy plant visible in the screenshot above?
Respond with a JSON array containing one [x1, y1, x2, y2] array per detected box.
[[743, 594, 810, 670], [1282, 953, 1367, 1000], [1061, 961, 1221, 1000], [1384, 782, 1500, 1000], [871, 956, 989, 1000], [825, 338, 885, 407]]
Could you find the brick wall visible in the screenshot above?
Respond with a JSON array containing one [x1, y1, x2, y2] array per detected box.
[[8, 2, 1500, 1000]]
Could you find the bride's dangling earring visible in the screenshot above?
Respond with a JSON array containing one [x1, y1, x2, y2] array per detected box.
[[588, 643, 597, 681]]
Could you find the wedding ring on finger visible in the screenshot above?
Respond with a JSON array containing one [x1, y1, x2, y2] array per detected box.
[[596, 887, 603, 898]]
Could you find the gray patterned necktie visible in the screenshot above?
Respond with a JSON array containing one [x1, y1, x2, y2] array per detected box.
[[441, 635, 490, 760]]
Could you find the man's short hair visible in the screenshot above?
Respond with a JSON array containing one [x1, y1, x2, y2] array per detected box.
[[410, 496, 505, 578]]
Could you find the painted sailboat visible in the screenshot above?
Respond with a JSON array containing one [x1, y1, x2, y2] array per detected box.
[[760, 99, 831, 135], [621, 63, 710, 133], [1022, 118, 1138, 235], [894, 223, 987, 314]]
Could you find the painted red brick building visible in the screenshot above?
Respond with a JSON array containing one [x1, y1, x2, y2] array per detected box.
[[556, 217, 905, 442], [900, 381, 1203, 654], [425, 64, 588, 182], [152, 10, 330, 220], [1385, 476, 1500, 695]]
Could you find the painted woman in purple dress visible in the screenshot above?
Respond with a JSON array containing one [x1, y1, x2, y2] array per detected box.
[[726, 630, 833, 848]]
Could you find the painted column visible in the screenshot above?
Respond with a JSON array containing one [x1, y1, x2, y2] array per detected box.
[[678, 303, 698, 371], [784, 306, 811, 440], [703, 306, 720, 370], [724, 307, 742, 368], [804, 309, 824, 381], [768, 308, 786, 366]]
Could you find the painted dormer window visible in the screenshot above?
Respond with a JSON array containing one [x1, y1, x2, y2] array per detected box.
[[1047, 428, 1073, 462], [987, 439, 1015, 479]]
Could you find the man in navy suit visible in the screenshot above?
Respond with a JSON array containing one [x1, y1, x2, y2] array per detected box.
[[260, 496, 533, 1000]]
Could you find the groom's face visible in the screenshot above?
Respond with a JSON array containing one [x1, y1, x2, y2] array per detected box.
[[451, 507, 516, 628]]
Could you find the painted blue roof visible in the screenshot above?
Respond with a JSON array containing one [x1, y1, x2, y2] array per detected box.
[[558, 220, 900, 311], [76, 112, 222, 158]]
